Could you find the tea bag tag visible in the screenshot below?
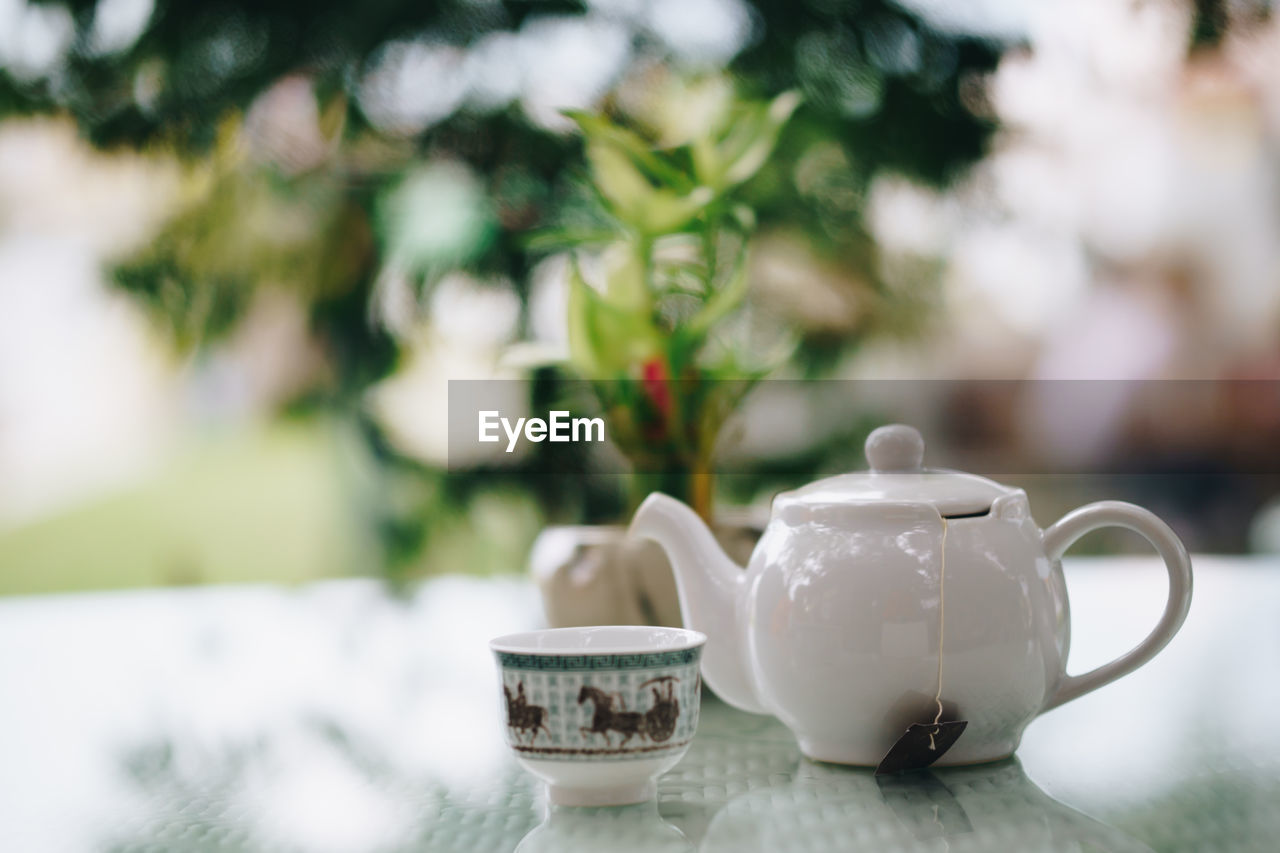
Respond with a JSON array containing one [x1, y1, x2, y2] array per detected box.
[[876, 513, 968, 776], [874, 719, 968, 776]]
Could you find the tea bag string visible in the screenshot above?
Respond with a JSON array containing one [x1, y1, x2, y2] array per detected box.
[[929, 516, 948, 749]]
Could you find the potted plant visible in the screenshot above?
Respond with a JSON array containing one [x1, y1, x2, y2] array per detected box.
[[530, 83, 799, 628]]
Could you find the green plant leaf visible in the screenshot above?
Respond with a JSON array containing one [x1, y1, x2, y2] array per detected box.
[[640, 186, 715, 234], [585, 141, 654, 223], [687, 248, 750, 337], [604, 239, 649, 312], [566, 257, 599, 375], [730, 203, 756, 232], [722, 91, 802, 186], [692, 90, 802, 190], [586, 140, 713, 236], [566, 256, 661, 376], [565, 111, 692, 190], [522, 227, 619, 253]]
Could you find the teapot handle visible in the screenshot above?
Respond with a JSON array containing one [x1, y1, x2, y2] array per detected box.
[[1040, 501, 1193, 711]]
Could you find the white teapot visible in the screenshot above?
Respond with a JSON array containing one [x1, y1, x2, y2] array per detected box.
[[629, 424, 1193, 766]]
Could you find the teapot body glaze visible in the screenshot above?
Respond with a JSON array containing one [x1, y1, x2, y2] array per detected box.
[[630, 424, 1193, 766]]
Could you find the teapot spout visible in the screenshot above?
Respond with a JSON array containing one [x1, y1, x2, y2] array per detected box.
[[630, 493, 767, 714]]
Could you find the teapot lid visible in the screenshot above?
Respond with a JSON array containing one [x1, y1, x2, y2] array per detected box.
[[777, 424, 1013, 517]]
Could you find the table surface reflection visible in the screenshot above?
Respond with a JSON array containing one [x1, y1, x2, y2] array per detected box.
[[1, 557, 1278, 852]]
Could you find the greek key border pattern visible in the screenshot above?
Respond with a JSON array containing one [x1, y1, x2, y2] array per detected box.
[[495, 649, 701, 671]]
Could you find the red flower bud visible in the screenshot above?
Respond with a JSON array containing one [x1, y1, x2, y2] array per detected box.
[[641, 357, 673, 420]]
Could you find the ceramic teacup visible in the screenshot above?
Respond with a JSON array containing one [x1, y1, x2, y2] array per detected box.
[[490, 625, 706, 806]]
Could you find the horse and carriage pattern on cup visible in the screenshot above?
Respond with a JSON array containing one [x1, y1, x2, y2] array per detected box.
[[495, 650, 701, 760]]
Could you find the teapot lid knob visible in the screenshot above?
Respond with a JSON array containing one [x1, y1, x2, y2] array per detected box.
[[866, 424, 925, 472]]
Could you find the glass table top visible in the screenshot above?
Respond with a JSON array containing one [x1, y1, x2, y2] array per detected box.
[[0, 557, 1277, 851]]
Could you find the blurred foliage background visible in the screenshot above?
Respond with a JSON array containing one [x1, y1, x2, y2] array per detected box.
[[0, 0, 1278, 594]]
